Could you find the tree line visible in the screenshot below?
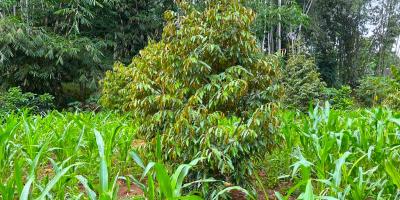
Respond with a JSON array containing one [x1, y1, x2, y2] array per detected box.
[[1, 0, 399, 107]]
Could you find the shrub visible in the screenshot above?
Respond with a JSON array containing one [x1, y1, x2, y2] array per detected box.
[[383, 66, 400, 109], [101, 0, 282, 190], [0, 87, 54, 113], [390, 65, 400, 83], [323, 86, 354, 110], [356, 76, 399, 107], [281, 54, 326, 110], [383, 91, 400, 110]]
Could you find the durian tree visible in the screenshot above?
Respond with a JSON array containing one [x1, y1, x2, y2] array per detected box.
[[101, 0, 282, 191]]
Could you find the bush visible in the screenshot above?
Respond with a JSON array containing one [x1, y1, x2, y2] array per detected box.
[[0, 87, 54, 113], [281, 54, 326, 110], [356, 76, 399, 107], [323, 86, 354, 110], [382, 91, 400, 110], [101, 0, 282, 191], [390, 65, 400, 83]]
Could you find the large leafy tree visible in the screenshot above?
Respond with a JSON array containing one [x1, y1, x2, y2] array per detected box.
[[0, 0, 173, 105], [302, 0, 369, 86], [0, 17, 107, 104], [101, 0, 282, 190], [368, 0, 400, 74], [298, 0, 399, 86]]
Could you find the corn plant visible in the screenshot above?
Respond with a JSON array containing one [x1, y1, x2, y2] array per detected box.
[[76, 129, 120, 200], [0, 111, 138, 199], [279, 103, 400, 199], [129, 135, 253, 200]]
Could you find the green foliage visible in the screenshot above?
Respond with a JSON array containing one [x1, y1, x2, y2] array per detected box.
[[101, 0, 282, 189], [390, 65, 400, 83], [383, 91, 400, 110], [106, 0, 174, 63], [0, 110, 253, 199], [379, 66, 400, 109], [129, 135, 229, 200], [0, 87, 54, 113], [356, 76, 399, 107], [323, 86, 354, 110], [279, 104, 400, 199], [2, 106, 400, 198], [75, 130, 125, 200], [281, 54, 326, 111], [0, 16, 107, 105], [304, 0, 378, 86], [0, 0, 173, 106], [0, 111, 138, 199], [256, 149, 292, 190], [245, 0, 308, 51]]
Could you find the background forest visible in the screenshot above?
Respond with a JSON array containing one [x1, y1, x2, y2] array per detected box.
[[1, 0, 399, 109]]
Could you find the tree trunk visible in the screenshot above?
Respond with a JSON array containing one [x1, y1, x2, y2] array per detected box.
[[277, 0, 282, 52]]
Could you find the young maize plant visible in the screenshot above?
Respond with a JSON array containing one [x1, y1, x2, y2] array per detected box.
[[277, 103, 400, 200]]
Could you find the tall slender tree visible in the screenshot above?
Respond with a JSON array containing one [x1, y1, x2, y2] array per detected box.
[[369, 0, 400, 74], [246, 0, 308, 53], [303, 0, 369, 86]]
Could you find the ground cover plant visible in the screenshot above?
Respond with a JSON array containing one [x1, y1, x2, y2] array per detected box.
[[0, 87, 54, 114]]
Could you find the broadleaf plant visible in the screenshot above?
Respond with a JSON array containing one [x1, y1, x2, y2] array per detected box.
[[101, 0, 282, 193]]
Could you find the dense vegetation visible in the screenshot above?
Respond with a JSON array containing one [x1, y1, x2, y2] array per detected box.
[[0, 0, 173, 105], [1, 0, 400, 199], [278, 105, 400, 199], [281, 54, 325, 110], [2, 0, 399, 106], [1, 106, 399, 199], [0, 112, 139, 199]]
